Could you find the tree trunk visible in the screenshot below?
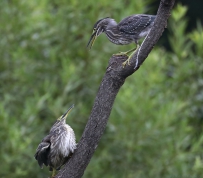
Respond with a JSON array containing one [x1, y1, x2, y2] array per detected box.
[[56, 0, 176, 177]]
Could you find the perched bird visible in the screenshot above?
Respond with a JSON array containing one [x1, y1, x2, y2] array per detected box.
[[34, 105, 77, 178], [87, 14, 156, 67]]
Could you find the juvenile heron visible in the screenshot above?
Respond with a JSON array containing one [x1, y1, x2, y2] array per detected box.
[[34, 105, 77, 178], [87, 14, 156, 67]]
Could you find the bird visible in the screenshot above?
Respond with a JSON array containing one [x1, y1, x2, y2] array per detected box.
[[87, 14, 156, 68], [34, 104, 77, 178]]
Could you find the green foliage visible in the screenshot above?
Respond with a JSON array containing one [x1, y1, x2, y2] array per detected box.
[[0, 1, 202, 178]]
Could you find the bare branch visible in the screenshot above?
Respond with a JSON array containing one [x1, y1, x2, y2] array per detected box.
[[56, 0, 175, 177]]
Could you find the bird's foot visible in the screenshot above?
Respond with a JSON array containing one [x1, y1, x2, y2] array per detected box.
[[113, 46, 138, 57], [122, 56, 131, 67], [50, 169, 56, 178], [113, 51, 128, 56], [122, 45, 140, 68]]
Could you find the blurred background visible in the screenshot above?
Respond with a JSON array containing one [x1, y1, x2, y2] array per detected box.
[[0, 0, 203, 178]]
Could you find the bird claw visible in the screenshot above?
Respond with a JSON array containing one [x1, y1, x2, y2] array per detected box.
[[122, 58, 131, 68]]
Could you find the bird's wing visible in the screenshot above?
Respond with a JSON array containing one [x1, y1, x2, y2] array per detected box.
[[118, 15, 156, 35], [34, 135, 51, 168]]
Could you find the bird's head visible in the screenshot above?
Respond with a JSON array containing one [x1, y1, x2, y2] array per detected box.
[[50, 104, 74, 131], [87, 17, 116, 49]]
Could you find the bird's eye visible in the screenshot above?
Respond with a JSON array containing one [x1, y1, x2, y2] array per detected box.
[[93, 28, 96, 31]]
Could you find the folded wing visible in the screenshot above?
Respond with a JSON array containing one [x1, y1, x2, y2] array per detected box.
[[34, 135, 51, 168], [118, 15, 156, 35]]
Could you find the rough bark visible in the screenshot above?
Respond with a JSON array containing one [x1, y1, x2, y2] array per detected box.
[[56, 0, 175, 177]]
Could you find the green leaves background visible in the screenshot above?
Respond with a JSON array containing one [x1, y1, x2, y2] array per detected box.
[[0, 1, 202, 178]]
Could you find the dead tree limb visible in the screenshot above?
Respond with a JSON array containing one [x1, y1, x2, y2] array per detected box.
[[56, 0, 176, 177]]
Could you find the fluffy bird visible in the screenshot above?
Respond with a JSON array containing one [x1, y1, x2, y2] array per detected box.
[[34, 105, 77, 177]]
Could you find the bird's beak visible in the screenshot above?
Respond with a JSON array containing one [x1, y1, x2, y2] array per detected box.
[[61, 104, 74, 120], [87, 30, 97, 49]]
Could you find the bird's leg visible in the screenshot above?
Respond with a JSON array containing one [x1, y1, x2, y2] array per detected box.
[[113, 47, 137, 56], [51, 169, 56, 178], [122, 44, 140, 67]]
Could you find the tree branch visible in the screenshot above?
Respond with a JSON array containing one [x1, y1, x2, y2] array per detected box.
[[56, 0, 175, 177]]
